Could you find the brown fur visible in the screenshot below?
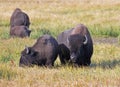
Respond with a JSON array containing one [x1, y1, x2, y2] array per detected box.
[[10, 26, 31, 38], [10, 8, 22, 28], [10, 8, 30, 28], [71, 24, 87, 36], [19, 35, 59, 67], [57, 23, 93, 66]]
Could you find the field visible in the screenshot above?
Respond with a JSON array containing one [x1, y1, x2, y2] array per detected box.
[[0, 0, 120, 87]]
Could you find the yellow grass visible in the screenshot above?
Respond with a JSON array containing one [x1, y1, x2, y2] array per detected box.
[[0, 0, 120, 87]]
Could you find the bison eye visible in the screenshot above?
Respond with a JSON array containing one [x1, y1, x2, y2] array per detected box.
[[29, 51, 38, 57]]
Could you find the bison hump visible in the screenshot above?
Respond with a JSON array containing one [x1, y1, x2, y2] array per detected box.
[[71, 24, 87, 35]]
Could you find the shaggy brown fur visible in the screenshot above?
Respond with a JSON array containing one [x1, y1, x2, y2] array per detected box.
[[19, 35, 59, 67], [71, 24, 87, 36], [10, 8, 30, 28], [57, 24, 93, 66], [10, 26, 31, 38]]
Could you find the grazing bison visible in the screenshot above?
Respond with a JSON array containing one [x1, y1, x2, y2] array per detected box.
[[19, 34, 59, 67], [10, 26, 31, 38], [57, 24, 93, 66], [10, 8, 30, 28]]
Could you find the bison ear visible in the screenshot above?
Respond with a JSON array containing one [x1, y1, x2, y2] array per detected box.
[[25, 46, 30, 54], [83, 35, 88, 45]]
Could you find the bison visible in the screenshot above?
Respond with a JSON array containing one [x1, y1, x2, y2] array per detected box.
[[10, 8, 30, 28], [57, 24, 93, 66], [10, 26, 31, 38], [19, 34, 59, 67]]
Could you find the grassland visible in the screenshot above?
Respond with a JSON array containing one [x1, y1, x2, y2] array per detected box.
[[0, 0, 120, 87]]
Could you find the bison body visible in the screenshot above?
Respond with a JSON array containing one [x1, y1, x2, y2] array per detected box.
[[19, 34, 59, 67], [57, 24, 93, 66], [10, 26, 31, 38], [10, 8, 30, 28]]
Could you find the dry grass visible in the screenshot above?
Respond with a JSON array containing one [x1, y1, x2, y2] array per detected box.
[[0, 0, 120, 87]]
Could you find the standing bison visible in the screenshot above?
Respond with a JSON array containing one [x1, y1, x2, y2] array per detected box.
[[10, 8, 30, 28], [19, 34, 59, 67], [10, 26, 31, 38], [57, 24, 93, 66]]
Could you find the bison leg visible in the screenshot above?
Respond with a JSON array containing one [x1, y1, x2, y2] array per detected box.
[[83, 58, 91, 66], [58, 45, 70, 65], [59, 54, 66, 65], [59, 51, 70, 65], [45, 60, 54, 68]]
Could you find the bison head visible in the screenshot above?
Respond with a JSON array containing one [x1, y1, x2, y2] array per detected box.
[[19, 46, 38, 67], [67, 34, 88, 63], [24, 26, 31, 37]]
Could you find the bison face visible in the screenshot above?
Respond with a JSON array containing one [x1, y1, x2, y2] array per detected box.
[[67, 34, 88, 63], [26, 30, 31, 37], [24, 27, 31, 37], [19, 47, 38, 67]]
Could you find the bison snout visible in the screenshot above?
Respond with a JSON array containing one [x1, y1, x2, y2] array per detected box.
[[70, 53, 77, 62]]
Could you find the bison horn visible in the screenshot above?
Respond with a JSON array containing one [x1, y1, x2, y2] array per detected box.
[[67, 37, 69, 44], [83, 35, 88, 45], [25, 46, 29, 54]]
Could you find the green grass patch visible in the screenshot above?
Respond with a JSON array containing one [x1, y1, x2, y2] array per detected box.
[[0, 27, 10, 39], [89, 24, 120, 37], [31, 28, 52, 39]]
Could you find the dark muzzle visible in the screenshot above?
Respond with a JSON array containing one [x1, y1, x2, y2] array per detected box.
[[70, 53, 77, 63]]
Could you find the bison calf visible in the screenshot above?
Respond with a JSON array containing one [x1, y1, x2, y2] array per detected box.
[[19, 34, 59, 67], [57, 24, 93, 67], [10, 26, 31, 38]]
